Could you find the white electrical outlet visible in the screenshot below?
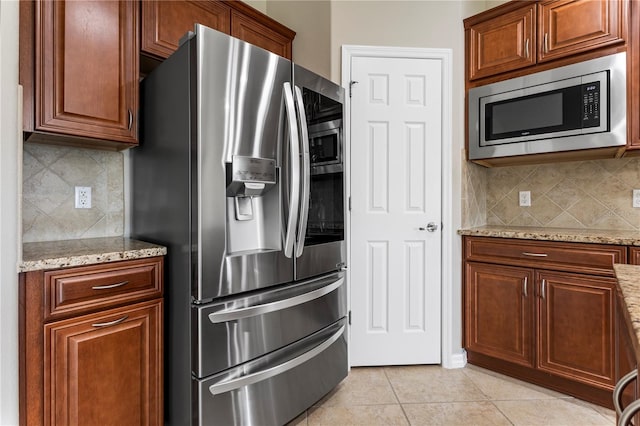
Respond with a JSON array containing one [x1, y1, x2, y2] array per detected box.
[[519, 191, 531, 207], [75, 186, 92, 209], [634, 189, 640, 208]]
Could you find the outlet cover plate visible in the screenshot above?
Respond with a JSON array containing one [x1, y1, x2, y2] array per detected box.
[[633, 189, 640, 208], [519, 191, 531, 207], [75, 186, 92, 209]]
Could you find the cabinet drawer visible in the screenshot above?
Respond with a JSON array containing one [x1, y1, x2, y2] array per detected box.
[[44, 257, 163, 320], [464, 237, 625, 276]]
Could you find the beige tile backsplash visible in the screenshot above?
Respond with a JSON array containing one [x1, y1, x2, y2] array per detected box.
[[464, 156, 640, 230], [22, 143, 124, 242]]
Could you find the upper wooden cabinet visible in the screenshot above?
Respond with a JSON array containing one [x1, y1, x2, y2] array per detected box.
[[141, 0, 295, 60], [141, 1, 231, 58], [538, 0, 626, 62], [467, 3, 536, 81], [20, 0, 139, 149], [465, 0, 627, 82]]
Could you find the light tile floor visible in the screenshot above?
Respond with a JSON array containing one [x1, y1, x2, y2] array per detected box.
[[288, 364, 616, 425]]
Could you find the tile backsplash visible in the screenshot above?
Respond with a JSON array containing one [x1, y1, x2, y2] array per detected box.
[[22, 143, 124, 242], [480, 157, 640, 230]]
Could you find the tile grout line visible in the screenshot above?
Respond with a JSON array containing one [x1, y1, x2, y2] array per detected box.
[[382, 367, 412, 425]]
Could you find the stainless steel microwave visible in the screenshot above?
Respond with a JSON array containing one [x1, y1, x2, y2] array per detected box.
[[468, 52, 626, 161]]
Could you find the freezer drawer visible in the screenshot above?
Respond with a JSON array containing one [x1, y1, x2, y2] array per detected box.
[[194, 317, 348, 426], [192, 271, 346, 378]]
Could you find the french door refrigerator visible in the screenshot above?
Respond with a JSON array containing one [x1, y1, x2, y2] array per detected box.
[[131, 24, 347, 425]]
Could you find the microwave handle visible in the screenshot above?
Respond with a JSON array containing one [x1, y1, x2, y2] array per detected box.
[[294, 85, 310, 258], [283, 82, 300, 258]]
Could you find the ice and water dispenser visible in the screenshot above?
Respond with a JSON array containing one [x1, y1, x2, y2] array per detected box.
[[225, 155, 280, 253]]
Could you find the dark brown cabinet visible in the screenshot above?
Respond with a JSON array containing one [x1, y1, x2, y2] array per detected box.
[[463, 236, 626, 407], [465, 0, 627, 82], [19, 257, 164, 426], [141, 0, 295, 61], [20, 0, 139, 149]]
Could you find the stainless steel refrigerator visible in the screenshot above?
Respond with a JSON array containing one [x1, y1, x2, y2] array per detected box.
[[131, 24, 347, 425]]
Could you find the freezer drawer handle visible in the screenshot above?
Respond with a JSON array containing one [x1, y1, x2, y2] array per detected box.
[[208, 277, 344, 323], [208, 324, 345, 396]]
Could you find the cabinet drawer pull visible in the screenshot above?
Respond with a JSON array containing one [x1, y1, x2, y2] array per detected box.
[[541, 279, 546, 299], [92, 280, 129, 290], [525, 38, 530, 59], [92, 315, 128, 328], [128, 109, 133, 130], [522, 252, 548, 257], [614, 368, 638, 416], [523, 276, 528, 297]]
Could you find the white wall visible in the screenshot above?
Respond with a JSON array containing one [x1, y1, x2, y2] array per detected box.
[[0, 0, 21, 422]]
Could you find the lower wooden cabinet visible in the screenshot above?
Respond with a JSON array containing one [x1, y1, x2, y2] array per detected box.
[[463, 236, 624, 408], [20, 257, 164, 426], [465, 262, 534, 368]]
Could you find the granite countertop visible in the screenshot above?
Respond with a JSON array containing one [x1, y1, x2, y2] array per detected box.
[[458, 226, 640, 246], [19, 237, 167, 273], [614, 264, 640, 360]]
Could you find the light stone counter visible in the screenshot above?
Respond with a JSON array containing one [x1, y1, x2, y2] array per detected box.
[[614, 264, 640, 360], [19, 237, 167, 273], [458, 226, 640, 246]]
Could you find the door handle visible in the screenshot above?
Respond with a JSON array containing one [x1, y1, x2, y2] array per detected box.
[[418, 222, 438, 232]]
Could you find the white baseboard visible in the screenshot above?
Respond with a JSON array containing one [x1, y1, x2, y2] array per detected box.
[[443, 350, 467, 369]]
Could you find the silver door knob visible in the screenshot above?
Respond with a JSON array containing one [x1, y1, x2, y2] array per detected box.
[[418, 222, 439, 232]]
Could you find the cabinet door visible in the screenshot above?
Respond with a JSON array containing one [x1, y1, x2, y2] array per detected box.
[[615, 294, 637, 418], [230, 10, 293, 59], [141, 1, 231, 59], [465, 262, 535, 367], [467, 3, 536, 80], [44, 300, 162, 425], [36, 0, 138, 144], [538, 0, 626, 62], [537, 271, 615, 388]]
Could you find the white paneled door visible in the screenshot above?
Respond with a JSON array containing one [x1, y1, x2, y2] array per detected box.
[[349, 54, 442, 365]]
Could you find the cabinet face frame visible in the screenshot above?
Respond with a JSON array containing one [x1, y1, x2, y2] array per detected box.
[[34, 0, 139, 145]]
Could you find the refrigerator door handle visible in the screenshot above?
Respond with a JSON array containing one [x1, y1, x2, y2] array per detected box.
[[207, 277, 344, 323], [283, 82, 300, 258], [208, 324, 345, 395], [294, 86, 310, 258]]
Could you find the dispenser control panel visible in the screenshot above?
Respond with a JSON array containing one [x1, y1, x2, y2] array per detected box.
[[232, 156, 276, 183]]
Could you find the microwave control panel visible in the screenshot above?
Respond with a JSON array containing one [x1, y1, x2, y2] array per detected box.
[[582, 81, 600, 128]]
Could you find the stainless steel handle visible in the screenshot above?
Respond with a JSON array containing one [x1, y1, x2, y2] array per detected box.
[[523, 276, 528, 297], [208, 324, 345, 395], [208, 277, 344, 323], [544, 33, 549, 54], [92, 280, 129, 290], [525, 38, 530, 58], [522, 252, 548, 257], [92, 315, 128, 328], [541, 279, 546, 299], [293, 85, 310, 258], [128, 109, 133, 130], [283, 83, 300, 258], [619, 398, 640, 426], [614, 369, 638, 416]]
